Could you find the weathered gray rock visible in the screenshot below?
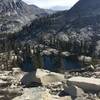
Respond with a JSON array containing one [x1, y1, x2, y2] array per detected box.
[[47, 82, 64, 95], [67, 77, 100, 92], [86, 65, 95, 71], [21, 69, 65, 86], [94, 71, 100, 76], [12, 87, 52, 100], [41, 48, 59, 56], [0, 88, 22, 95], [0, 79, 10, 87], [61, 52, 70, 57], [0, 95, 5, 100], [12, 68, 24, 85], [0, 0, 52, 34], [78, 56, 92, 63], [13, 87, 72, 100], [52, 95, 72, 100], [12, 68, 22, 74], [64, 85, 85, 98], [0, 70, 23, 100], [58, 33, 69, 42], [0, 71, 12, 76]]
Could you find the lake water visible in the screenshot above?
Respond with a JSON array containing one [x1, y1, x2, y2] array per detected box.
[[20, 55, 81, 72], [20, 56, 35, 72], [62, 57, 81, 70], [43, 55, 61, 71]]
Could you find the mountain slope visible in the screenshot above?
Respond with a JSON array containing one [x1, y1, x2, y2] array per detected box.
[[19, 0, 100, 57], [0, 0, 52, 34]]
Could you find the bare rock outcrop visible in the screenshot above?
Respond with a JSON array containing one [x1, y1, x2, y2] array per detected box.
[[13, 87, 72, 100], [67, 77, 100, 92], [21, 69, 65, 87]]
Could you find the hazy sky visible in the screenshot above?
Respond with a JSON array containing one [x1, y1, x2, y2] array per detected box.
[[23, 0, 79, 9]]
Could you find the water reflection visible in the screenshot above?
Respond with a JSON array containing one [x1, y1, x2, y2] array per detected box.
[[20, 56, 34, 72], [20, 54, 81, 72], [62, 56, 81, 70], [43, 55, 61, 71]]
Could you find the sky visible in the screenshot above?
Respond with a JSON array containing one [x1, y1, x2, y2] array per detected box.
[[23, 0, 79, 9]]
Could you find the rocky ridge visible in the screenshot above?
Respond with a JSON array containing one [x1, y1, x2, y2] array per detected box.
[[0, 0, 53, 34]]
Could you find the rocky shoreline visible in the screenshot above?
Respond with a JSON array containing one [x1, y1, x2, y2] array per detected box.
[[0, 67, 100, 100]]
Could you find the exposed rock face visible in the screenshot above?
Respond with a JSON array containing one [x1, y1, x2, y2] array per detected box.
[[13, 87, 72, 100], [21, 69, 65, 87], [78, 56, 92, 63], [0, 79, 10, 87], [0, 51, 18, 70], [64, 85, 85, 99], [67, 77, 100, 92], [0, 0, 52, 34], [1, 68, 100, 100], [0, 70, 23, 100], [41, 48, 59, 56], [13, 87, 52, 100]]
